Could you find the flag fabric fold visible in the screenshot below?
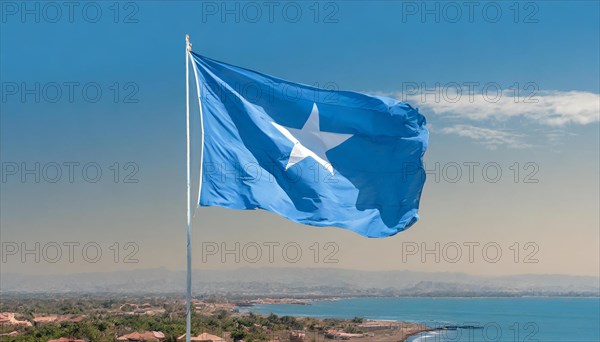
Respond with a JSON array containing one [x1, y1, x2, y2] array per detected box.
[[191, 52, 428, 238]]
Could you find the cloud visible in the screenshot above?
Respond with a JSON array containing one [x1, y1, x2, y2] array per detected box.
[[404, 90, 599, 126], [440, 125, 532, 149]]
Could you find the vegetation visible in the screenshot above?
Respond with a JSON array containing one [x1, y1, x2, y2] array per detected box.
[[351, 317, 364, 323], [0, 295, 371, 341]]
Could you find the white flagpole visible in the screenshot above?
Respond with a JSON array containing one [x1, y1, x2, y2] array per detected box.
[[185, 33, 192, 342]]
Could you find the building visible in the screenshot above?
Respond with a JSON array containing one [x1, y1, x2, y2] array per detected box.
[[289, 330, 306, 342], [117, 331, 166, 341], [177, 332, 226, 341], [33, 316, 57, 324], [0, 312, 32, 327]]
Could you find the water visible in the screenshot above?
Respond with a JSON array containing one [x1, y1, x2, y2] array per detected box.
[[247, 297, 600, 341]]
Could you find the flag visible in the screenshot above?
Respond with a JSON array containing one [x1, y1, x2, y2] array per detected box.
[[190, 53, 428, 238]]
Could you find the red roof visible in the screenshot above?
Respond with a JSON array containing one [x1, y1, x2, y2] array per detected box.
[[177, 333, 225, 341], [117, 331, 165, 341]]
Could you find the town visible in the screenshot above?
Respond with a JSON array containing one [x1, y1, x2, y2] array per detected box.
[[0, 294, 429, 341]]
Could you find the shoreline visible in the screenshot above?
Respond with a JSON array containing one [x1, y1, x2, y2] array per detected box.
[[237, 303, 433, 342], [404, 329, 436, 342], [236, 295, 600, 310], [244, 295, 600, 302]]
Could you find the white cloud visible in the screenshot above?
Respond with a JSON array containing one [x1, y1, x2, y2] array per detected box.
[[404, 90, 599, 126], [440, 125, 532, 150]]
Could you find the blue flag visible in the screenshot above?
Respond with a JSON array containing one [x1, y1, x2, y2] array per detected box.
[[191, 53, 428, 238]]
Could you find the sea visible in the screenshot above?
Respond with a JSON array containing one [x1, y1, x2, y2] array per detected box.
[[246, 297, 600, 341]]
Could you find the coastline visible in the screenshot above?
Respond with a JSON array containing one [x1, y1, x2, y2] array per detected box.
[[241, 296, 600, 341], [404, 330, 436, 342], [404, 330, 439, 342], [237, 302, 432, 341], [238, 302, 433, 341], [319, 319, 433, 342]]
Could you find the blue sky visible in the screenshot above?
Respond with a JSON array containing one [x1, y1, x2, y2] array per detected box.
[[1, 1, 598, 276]]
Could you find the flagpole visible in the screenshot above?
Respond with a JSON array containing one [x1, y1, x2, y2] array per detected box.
[[185, 33, 192, 342]]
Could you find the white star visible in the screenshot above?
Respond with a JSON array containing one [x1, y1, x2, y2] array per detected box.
[[271, 103, 353, 175]]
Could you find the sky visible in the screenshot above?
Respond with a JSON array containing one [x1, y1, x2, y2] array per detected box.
[[0, 1, 599, 277]]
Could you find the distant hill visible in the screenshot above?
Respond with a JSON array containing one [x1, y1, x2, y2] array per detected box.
[[2, 267, 598, 297]]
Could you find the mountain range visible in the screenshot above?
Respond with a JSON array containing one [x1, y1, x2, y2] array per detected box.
[[2, 267, 598, 297]]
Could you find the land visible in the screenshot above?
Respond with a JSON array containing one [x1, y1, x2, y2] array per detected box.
[[2, 269, 597, 340], [0, 294, 430, 341], [3, 268, 598, 297]]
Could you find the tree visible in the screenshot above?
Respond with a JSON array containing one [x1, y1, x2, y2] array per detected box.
[[230, 328, 247, 341], [351, 317, 364, 323]]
